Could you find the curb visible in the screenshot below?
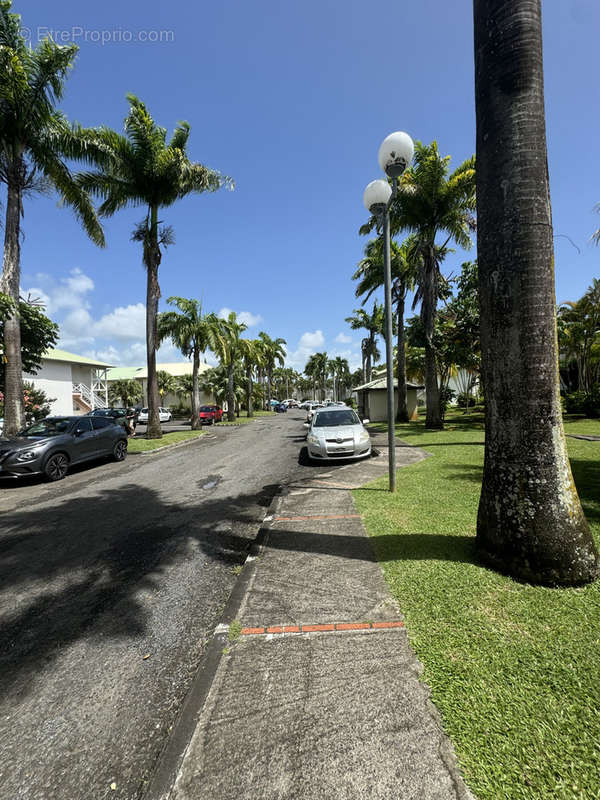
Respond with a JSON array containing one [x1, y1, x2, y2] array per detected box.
[[128, 434, 210, 457], [142, 487, 286, 800]]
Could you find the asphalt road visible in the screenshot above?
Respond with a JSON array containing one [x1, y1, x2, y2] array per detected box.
[[0, 411, 328, 800]]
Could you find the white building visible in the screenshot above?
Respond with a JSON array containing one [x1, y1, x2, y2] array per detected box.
[[106, 361, 213, 408], [24, 348, 113, 416], [353, 377, 423, 422]]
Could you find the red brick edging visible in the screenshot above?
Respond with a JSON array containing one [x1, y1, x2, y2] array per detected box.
[[240, 620, 404, 636]]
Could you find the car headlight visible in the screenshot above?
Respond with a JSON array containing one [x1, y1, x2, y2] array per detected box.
[[357, 431, 370, 443], [16, 449, 40, 461], [307, 433, 320, 446]]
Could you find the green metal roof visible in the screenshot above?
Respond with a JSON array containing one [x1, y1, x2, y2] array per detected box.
[[45, 348, 114, 368], [106, 366, 144, 380]]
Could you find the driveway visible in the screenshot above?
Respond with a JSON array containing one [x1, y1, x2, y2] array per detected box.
[[0, 411, 338, 800]]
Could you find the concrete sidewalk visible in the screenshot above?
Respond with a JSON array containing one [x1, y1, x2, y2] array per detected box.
[[146, 441, 473, 800]]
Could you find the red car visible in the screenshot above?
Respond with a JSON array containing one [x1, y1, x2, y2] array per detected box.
[[198, 404, 223, 425]]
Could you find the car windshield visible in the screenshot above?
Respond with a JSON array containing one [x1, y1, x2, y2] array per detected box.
[[313, 410, 360, 427], [200, 406, 215, 412], [19, 418, 72, 437]]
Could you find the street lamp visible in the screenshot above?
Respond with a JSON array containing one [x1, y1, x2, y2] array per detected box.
[[363, 131, 414, 492]]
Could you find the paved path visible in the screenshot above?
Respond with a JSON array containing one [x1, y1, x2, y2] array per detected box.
[[0, 412, 333, 800], [146, 427, 473, 800]]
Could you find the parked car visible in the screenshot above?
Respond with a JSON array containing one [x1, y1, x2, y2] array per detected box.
[[275, 402, 288, 413], [198, 404, 223, 425], [305, 402, 324, 423], [269, 399, 280, 408], [0, 415, 128, 481], [137, 407, 172, 423], [298, 401, 311, 410], [305, 407, 371, 462], [86, 407, 134, 433]]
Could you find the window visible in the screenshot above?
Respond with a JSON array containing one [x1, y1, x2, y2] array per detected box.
[[313, 410, 360, 427], [91, 417, 113, 430], [75, 418, 92, 434]]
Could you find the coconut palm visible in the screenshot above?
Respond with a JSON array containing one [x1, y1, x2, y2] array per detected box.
[[258, 332, 286, 409], [76, 95, 231, 438], [109, 379, 143, 408], [352, 237, 420, 421], [157, 297, 215, 429], [211, 312, 248, 421], [0, 5, 105, 435], [474, 0, 598, 585], [329, 356, 350, 401]]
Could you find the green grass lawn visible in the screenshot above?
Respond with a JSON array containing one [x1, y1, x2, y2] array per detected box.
[[219, 410, 276, 426], [128, 430, 205, 452], [354, 409, 600, 800]]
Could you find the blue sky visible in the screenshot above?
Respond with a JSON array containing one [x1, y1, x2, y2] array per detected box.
[[15, 0, 600, 372]]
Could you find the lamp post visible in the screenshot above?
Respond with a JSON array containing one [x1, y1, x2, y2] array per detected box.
[[363, 131, 414, 493]]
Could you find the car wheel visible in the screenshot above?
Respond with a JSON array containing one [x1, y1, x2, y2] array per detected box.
[[113, 439, 128, 462], [44, 452, 69, 482]]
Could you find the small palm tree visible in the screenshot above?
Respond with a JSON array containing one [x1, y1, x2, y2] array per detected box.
[[109, 379, 143, 408], [158, 297, 214, 429], [0, 5, 105, 435], [156, 371, 177, 406], [211, 312, 248, 421], [345, 302, 384, 408], [258, 332, 286, 409], [240, 339, 264, 417], [76, 95, 232, 438]]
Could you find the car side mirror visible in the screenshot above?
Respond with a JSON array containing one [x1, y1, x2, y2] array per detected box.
[[75, 428, 85, 437], [303, 422, 309, 427], [362, 418, 370, 425]]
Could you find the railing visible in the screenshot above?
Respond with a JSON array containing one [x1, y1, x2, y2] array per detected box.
[[72, 383, 107, 409]]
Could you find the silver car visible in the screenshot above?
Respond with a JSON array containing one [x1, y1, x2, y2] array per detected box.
[[306, 407, 371, 461]]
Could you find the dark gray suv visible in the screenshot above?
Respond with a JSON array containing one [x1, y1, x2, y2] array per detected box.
[[0, 416, 128, 481]]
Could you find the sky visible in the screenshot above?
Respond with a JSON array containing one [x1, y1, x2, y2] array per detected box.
[[14, 0, 600, 373]]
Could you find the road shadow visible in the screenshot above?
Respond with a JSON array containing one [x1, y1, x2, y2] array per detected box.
[[0, 481, 279, 700]]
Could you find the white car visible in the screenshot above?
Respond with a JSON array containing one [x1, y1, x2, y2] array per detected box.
[[137, 407, 172, 423], [306, 407, 371, 461]]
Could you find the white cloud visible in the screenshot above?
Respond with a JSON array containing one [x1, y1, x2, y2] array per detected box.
[[93, 303, 146, 341], [285, 330, 325, 370], [218, 307, 263, 327], [335, 332, 352, 344], [23, 268, 94, 314]]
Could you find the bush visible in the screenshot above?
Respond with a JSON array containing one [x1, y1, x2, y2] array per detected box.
[[563, 388, 600, 418], [457, 392, 477, 408], [439, 386, 456, 419]]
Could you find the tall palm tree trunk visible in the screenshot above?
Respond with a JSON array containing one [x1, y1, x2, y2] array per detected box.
[[227, 362, 235, 421], [191, 348, 201, 430], [474, 0, 598, 585], [246, 365, 254, 417], [422, 250, 442, 429], [145, 207, 162, 439], [395, 291, 409, 423], [266, 367, 272, 409], [1, 175, 25, 436]]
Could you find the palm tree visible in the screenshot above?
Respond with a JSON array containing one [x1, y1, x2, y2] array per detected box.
[[240, 338, 263, 418], [345, 302, 384, 417], [109, 379, 142, 408], [330, 356, 350, 401], [211, 312, 248, 421], [352, 237, 419, 421], [157, 297, 214, 429], [156, 371, 177, 406], [258, 332, 286, 409], [76, 95, 231, 438], [363, 142, 475, 428], [474, 0, 598, 585], [0, 6, 105, 435], [558, 280, 600, 392]]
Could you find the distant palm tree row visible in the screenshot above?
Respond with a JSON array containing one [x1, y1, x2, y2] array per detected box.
[[303, 353, 351, 402]]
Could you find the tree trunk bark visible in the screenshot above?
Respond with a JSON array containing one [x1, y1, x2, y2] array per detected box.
[[396, 290, 409, 423], [266, 367, 272, 409], [474, 0, 598, 585], [1, 175, 25, 436], [227, 362, 235, 421], [191, 348, 200, 429], [246, 365, 253, 417], [421, 248, 443, 429], [145, 206, 162, 439]]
